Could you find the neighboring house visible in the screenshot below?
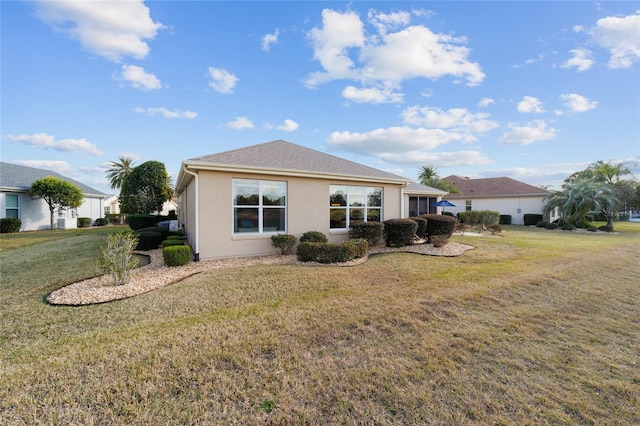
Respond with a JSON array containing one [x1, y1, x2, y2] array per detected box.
[[0, 162, 106, 231], [103, 195, 178, 217], [442, 175, 553, 225], [175, 140, 446, 260]]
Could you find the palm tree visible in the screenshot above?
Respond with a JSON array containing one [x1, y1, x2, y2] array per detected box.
[[544, 178, 620, 227], [418, 166, 439, 185], [106, 156, 135, 190]]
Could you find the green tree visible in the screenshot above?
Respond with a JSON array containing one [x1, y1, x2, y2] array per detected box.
[[418, 166, 459, 194], [29, 177, 84, 229], [567, 160, 631, 185], [119, 161, 171, 214], [106, 156, 135, 190], [418, 166, 439, 182], [544, 178, 619, 228]]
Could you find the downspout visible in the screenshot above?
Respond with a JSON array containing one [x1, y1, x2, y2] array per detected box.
[[181, 164, 200, 261]]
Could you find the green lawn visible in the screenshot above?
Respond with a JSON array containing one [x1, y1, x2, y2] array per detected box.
[[1, 224, 639, 424]]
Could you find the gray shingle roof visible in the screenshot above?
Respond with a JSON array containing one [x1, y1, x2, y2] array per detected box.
[[403, 181, 448, 195], [187, 140, 409, 183], [0, 162, 105, 196], [443, 175, 549, 198]]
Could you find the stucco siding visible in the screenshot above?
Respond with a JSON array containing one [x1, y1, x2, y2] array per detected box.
[[446, 196, 547, 225]]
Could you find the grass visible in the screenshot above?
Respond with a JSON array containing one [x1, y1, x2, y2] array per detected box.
[[1, 223, 639, 424]]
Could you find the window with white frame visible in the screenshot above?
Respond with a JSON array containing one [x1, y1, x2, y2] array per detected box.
[[233, 179, 286, 234], [465, 200, 472, 211], [5, 194, 19, 218], [330, 185, 382, 230]]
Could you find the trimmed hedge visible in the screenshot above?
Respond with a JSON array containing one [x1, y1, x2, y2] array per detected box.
[[349, 222, 384, 246], [524, 214, 544, 226], [383, 219, 418, 247], [163, 245, 191, 267], [162, 239, 184, 248], [408, 217, 427, 239], [77, 217, 92, 228], [297, 239, 367, 263], [134, 230, 163, 251], [499, 215, 512, 225], [270, 234, 297, 254], [166, 235, 185, 241], [457, 210, 499, 227], [167, 230, 185, 237], [95, 217, 109, 226], [136, 226, 169, 239], [0, 217, 21, 233], [420, 214, 457, 242], [127, 214, 160, 231], [299, 231, 328, 243]]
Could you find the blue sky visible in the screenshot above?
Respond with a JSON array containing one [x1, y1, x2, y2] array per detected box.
[[2, 1, 639, 195]]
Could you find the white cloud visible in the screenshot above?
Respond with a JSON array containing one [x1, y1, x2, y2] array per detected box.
[[262, 28, 279, 51], [497, 120, 557, 146], [379, 150, 493, 167], [208, 67, 238, 94], [5, 132, 103, 156], [306, 8, 484, 90], [35, 0, 163, 62], [590, 11, 640, 69], [402, 106, 498, 135], [135, 107, 197, 119], [478, 97, 495, 108], [560, 93, 598, 113], [562, 48, 594, 72], [517, 96, 544, 113], [226, 116, 253, 130], [13, 160, 74, 175], [276, 119, 299, 132], [342, 85, 403, 104], [120, 65, 162, 90]]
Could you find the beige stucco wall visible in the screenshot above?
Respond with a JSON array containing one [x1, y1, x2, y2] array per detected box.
[[183, 170, 403, 260]]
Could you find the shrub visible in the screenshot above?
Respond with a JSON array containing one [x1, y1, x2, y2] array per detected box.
[[77, 217, 91, 228], [524, 214, 544, 226], [545, 222, 559, 230], [420, 214, 457, 242], [587, 226, 598, 232], [134, 230, 164, 251], [383, 219, 418, 247], [349, 222, 384, 246], [270, 234, 297, 254], [299, 231, 328, 243], [479, 210, 500, 227], [430, 235, 449, 248], [561, 223, 576, 231], [457, 211, 480, 226], [499, 215, 512, 225], [598, 225, 614, 232], [127, 214, 159, 231], [442, 211, 455, 217], [98, 232, 139, 285], [408, 217, 427, 239], [163, 245, 191, 267], [167, 209, 178, 220], [166, 235, 185, 241], [136, 226, 169, 239], [95, 217, 109, 226], [297, 239, 367, 263], [536, 221, 548, 228], [106, 214, 122, 225], [488, 223, 503, 234], [162, 239, 184, 248], [167, 230, 184, 237], [0, 217, 21, 233]]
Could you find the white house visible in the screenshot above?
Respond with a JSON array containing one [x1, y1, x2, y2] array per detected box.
[[103, 195, 178, 217], [0, 162, 106, 231]]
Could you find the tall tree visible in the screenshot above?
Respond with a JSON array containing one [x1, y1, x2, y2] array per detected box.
[[106, 156, 135, 190], [119, 161, 171, 214], [29, 177, 84, 229], [566, 160, 631, 185], [418, 166, 439, 183], [418, 166, 459, 194]]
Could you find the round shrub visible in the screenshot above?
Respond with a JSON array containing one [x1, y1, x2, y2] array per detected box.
[[163, 245, 191, 267], [127, 214, 159, 231], [270, 233, 297, 254], [166, 235, 185, 241], [77, 217, 92, 228], [297, 239, 367, 263], [299, 231, 328, 243], [349, 222, 384, 246], [167, 230, 184, 237], [561, 223, 576, 231], [430, 235, 449, 248], [136, 226, 169, 239], [409, 217, 427, 239], [383, 219, 418, 247], [488, 223, 503, 234], [545, 222, 559, 230], [420, 214, 457, 242], [0, 217, 21, 233], [134, 230, 163, 251], [162, 239, 184, 248], [598, 225, 614, 232], [587, 226, 598, 232], [95, 217, 109, 226]]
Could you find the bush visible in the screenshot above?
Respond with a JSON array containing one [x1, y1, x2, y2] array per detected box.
[[488, 223, 503, 234], [0, 217, 21, 233], [457, 211, 480, 226], [98, 232, 139, 285], [408, 217, 427, 239], [297, 239, 367, 263], [524, 214, 544, 226], [598, 225, 614, 232], [270, 234, 297, 254], [167, 230, 184, 237], [299, 231, 328, 243], [166, 235, 185, 241], [134, 230, 164, 251], [430, 235, 449, 248], [163, 245, 191, 267], [420, 214, 457, 242], [127, 214, 159, 231], [499, 215, 512, 225], [587, 226, 598, 232], [442, 211, 455, 217], [136, 226, 169, 239], [162, 239, 184, 248], [561, 223, 576, 231], [167, 209, 178, 220], [536, 221, 548, 228], [349, 222, 384, 246], [383, 219, 418, 247], [95, 217, 109, 226], [545, 222, 559, 230], [77, 217, 92, 228]]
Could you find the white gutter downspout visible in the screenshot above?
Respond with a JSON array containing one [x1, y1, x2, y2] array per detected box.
[[181, 164, 200, 262]]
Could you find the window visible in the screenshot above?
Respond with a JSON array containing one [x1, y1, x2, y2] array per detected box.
[[408, 196, 437, 216], [233, 179, 286, 234], [330, 185, 382, 230], [465, 200, 472, 211], [5, 194, 18, 218]]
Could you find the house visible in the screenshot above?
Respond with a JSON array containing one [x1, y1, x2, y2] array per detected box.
[[175, 140, 446, 260], [0, 162, 106, 231], [442, 175, 551, 225], [103, 195, 178, 217]]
